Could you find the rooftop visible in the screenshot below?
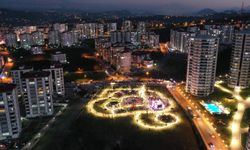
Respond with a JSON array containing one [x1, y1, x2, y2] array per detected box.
[[238, 29, 250, 34], [22, 71, 50, 79], [53, 51, 65, 55], [12, 60, 63, 70], [0, 83, 16, 93], [11, 65, 33, 71], [191, 35, 218, 40]]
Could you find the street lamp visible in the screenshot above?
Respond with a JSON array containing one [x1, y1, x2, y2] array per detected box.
[[110, 82, 115, 89], [234, 86, 241, 94]]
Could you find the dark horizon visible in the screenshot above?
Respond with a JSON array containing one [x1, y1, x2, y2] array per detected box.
[[0, 0, 248, 15]]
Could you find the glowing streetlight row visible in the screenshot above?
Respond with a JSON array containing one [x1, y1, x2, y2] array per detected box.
[[214, 84, 233, 94]]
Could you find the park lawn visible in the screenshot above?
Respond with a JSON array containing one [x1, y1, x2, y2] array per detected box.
[[20, 117, 51, 144], [213, 114, 232, 146], [20, 105, 63, 145], [240, 88, 250, 99], [34, 85, 200, 150], [34, 107, 200, 150], [203, 88, 231, 100], [242, 133, 248, 148], [33, 98, 84, 150], [204, 87, 237, 112], [241, 108, 250, 128]]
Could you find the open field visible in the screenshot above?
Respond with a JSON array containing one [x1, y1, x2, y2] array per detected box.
[[33, 85, 200, 150]]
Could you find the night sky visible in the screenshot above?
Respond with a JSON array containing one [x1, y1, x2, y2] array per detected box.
[[0, 0, 247, 14]]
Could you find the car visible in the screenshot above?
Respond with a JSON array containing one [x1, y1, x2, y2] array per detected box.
[[208, 142, 215, 149]]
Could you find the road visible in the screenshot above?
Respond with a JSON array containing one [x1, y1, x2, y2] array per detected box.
[[168, 86, 228, 150]]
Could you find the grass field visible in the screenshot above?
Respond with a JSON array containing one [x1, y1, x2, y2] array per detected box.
[[240, 88, 250, 99], [241, 108, 250, 128], [19, 106, 63, 145], [33, 88, 200, 150], [242, 133, 248, 148], [33, 98, 84, 150], [34, 108, 200, 150]]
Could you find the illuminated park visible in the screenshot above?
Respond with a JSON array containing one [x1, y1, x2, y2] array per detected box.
[[86, 84, 181, 130]]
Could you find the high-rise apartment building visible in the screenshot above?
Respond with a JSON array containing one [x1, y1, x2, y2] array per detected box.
[[43, 64, 65, 96], [117, 51, 132, 74], [20, 33, 33, 50], [122, 20, 133, 32], [10, 61, 65, 97], [53, 23, 68, 33], [48, 31, 61, 47], [10, 66, 33, 97], [0, 84, 21, 140], [186, 35, 219, 97], [32, 31, 44, 46], [170, 29, 195, 53], [106, 23, 117, 35], [137, 22, 146, 33], [61, 31, 79, 47], [5, 33, 17, 48], [22, 71, 53, 118], [229, 30, 250, 88]]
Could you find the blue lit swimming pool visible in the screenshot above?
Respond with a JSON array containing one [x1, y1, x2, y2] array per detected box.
[[203, 103, 222, 114]]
